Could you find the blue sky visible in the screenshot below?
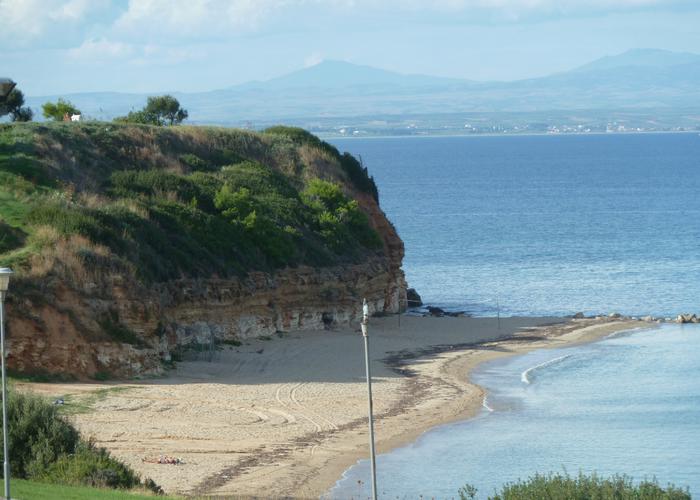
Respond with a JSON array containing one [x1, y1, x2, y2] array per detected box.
[[1, 0, 699, 96]]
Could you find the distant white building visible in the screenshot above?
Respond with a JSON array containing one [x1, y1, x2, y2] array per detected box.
[[71, 114, 81, 122]]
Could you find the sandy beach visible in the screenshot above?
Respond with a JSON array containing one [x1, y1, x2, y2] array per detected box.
[[21, 315, 644, 498]]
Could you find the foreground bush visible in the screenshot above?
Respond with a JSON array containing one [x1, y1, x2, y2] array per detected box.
[[1, 389, 156, 492], [459, 472, 690, 500]]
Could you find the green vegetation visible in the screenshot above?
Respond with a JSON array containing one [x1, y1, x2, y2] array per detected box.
[[12, 479, 181, 500], [459, 473, 691, 500], [264, 125, 379, 201], [2, 389, 158, 494], [59, 386, 135, 416], [0, 122, 383, 283], [115, 95, 188, 126], [42, 99, 81, 121], [0, 88, 33, 122]]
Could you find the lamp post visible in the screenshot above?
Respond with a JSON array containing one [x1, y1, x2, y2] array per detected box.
[[0, 267, 12, 500], [361, 298, 378, 500]]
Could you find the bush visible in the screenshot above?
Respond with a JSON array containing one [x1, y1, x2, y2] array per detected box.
[[264, 126, 379, 200], [0, 222, 26, 254], [37, 440, 140, 490], [4, 389, 80, 478], [459, 472, 691, 500], [302, 179, 382, 253], [1, 389, 158, 492]]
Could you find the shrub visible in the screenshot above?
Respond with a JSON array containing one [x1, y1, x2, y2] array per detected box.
[[4, 389, 80, 478], [2, 389, 158, 492], [0, 222, 26, 254], [302, 179, 382, 253], [264, 126, 379, 200], [37, 440, 140, 490], [459, 472, 691, 500]]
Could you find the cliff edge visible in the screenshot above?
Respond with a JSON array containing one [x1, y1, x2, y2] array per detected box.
[[0, 123, 406, 378]]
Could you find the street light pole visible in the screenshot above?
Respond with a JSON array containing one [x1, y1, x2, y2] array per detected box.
[[361, 298, 378, 500], [0, 268, 12, 500]]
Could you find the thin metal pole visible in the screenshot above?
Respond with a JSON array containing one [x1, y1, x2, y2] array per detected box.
[[0, 292, 9, 500], [361, 299, 378, 500], [496, 296, 501, 331]]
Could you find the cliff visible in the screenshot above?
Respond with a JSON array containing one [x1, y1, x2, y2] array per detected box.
[[0, 123, 406, 378]]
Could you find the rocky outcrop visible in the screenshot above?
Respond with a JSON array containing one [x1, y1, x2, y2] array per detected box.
[[676, 313, 699, 324], [6, 256, 405, 379], [406, 288, 422, 308], [5, 196, 407, 380]]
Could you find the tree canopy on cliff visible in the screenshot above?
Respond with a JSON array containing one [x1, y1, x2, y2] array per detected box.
[[42, 99, 81, 121], [0, 88, 33, 122], [115, 95, 188, 126], [0, 122, 384, 282]]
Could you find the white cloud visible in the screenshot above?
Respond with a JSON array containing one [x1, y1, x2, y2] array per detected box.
[[0, 0, 109, 42], [67, 38, 135, 60], [112, 0, 289, 39]]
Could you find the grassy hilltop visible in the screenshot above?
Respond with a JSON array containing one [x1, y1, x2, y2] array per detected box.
[[0, 122, 382, 282]]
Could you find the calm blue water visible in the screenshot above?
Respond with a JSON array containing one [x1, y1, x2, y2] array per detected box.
[[329, 324, 700, 498], [325, 134, 700, 498], [332, 133, 700, 317]]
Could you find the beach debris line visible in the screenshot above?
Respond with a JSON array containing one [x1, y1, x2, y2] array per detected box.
[[143, 455, 184, 465]]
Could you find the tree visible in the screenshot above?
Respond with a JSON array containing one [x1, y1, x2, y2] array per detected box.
[[1, 88, 33, 122], [145, 95, 188, 125], [114, 95, 187, 126], [42, 98, 80, 121]]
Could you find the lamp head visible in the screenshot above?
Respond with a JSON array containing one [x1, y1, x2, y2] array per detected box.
[[0, 268, 13, 293], [362, 299, 369, 318]]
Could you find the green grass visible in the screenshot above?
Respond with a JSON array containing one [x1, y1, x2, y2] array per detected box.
[[0, 122, 383, 280], [11, 478, 182, 500], [59, 386, 136, 416]]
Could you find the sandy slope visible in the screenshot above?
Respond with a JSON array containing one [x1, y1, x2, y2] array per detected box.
[[21, 315, 644, 498]]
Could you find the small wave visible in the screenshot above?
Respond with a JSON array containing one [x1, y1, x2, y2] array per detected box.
[[521, 354, 572, 385], [482, 396, 494, 412]]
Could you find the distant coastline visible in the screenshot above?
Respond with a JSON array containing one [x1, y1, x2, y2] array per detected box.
[[323, 129, 699, 141]]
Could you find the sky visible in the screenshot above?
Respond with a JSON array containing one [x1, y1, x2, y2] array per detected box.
[[1, 0, 699, 96]]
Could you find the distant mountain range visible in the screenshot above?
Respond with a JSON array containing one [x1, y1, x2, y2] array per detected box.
[[24, 48, 700, 133]]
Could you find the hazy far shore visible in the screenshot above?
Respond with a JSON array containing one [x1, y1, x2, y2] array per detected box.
[[21, 315, 645, 497]]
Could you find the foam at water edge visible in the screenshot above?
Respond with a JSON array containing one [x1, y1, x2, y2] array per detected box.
[[482, 396, 494, 412], [521, 354, 572, 385]]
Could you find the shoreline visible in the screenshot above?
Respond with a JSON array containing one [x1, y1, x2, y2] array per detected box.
[[304, 317, 647, 498], [19, 316, 648, 498], [323, 129, 699, 141]]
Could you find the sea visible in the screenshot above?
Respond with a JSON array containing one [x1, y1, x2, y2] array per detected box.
[[326, 133, 700, 499], [333, 133, 700, 318]]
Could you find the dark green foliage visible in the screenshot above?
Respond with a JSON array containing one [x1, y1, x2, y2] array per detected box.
[[36, 441, 141, 490], [1, 122, 384, 281], [459, 472, 691, 500], [265, 126, 379, 201], [2, 389, 155, 492], [115, 95, 187, 126], [179, 153, 213, 171], [302, 179, 382, 253], [42, 99, 80, 122], [0, 221, 26, 253], [1, 88, 33, 122], [4, 390, 80, 478]]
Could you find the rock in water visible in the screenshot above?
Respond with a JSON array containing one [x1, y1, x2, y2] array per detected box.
[[406, 288, 423, 308], [426, 306, 445, 317]]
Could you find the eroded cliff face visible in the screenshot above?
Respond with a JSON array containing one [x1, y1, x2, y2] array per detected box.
[[6, 198, 406, 379]]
